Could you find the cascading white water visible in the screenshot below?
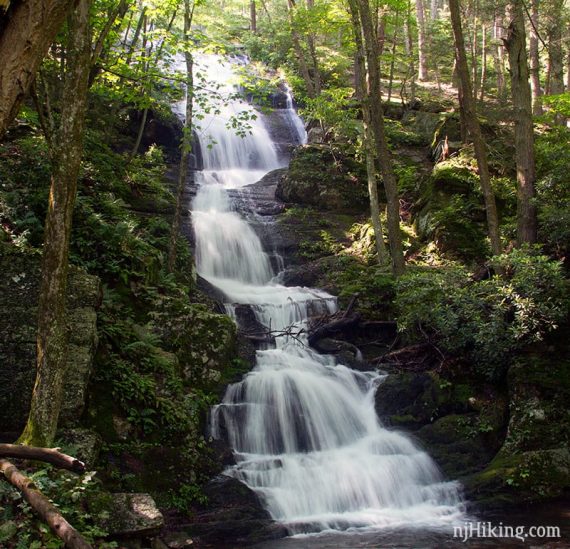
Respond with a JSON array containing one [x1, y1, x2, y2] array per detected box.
[[189, 54, 464, 537]]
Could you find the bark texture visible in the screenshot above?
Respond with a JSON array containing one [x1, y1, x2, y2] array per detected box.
[[352, 0, 406, 275], [449, 0, 501, 255], [415, 0, 429, 80], [18, 0, 92, 447], [349, 0, 387, 266], [0, 444, 85, 472], [0, 0, 75, 139], [529, 0, 543, 115], [504, 1, 538, 244]]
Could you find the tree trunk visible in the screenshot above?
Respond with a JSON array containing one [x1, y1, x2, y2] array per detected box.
[[504, 1, 538, 245], [386, 11, 400, 102], [415, 0, 428, 80], [250, 0, 257, 32], [493, 11, 506, 101], [349, 1, 388, 267], [0, 0, 76, 139], [168, 0, 194, 272], [546, 0, 564, 96], [471, 7, 479, 99], [405, 0, 417, 102], [449, 0, 501, 256], [355, 0, 406, 275], [18, 0, 92, 447], [479, 23, 487, 102], [529, 0, 543, 115]]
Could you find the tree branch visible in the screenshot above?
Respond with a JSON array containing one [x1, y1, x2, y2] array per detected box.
[[0, 444, 85, 473]]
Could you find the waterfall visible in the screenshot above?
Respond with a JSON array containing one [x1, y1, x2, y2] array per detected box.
[[187, 54, 464, 536]]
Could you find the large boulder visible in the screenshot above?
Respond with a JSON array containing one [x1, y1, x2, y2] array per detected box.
[[176, 475, 287, 546], [464, 333, 570, 506], [276, 145, 369, 213], [374, 351, 508, 479], [0, 245, 100, 437]]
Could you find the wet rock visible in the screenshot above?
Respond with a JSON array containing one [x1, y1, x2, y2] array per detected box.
[[181, 475, 286, 545]]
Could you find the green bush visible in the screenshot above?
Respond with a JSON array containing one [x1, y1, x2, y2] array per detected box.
[[395, 248, 569, 379]]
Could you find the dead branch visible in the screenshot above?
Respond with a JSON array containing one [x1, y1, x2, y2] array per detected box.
[[0, 459, 92, 549], [0, 444, 85, 473]]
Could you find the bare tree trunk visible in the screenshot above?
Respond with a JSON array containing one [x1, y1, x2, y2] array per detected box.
[[493, 11, 506, 101], [529, 0, 543, 115], [406, 0, 417, 102], [250, 0, 257, 32], [355, 0, 406, 275], [471, 5, 479, 98], [305, 0, 321, 95], [0, 0, 76, 139], [349, 3, 388, 266], [387, 11, 400, 102], [479, 23, 487, 101], [449, 0, 501, 256], [430, 0, 438, 21], [168, 0, 194, 271], [545, 0, 564, 122], [504, 1, 538, 245], [415, 0, 428, 80], [18, 0, 92, 447]]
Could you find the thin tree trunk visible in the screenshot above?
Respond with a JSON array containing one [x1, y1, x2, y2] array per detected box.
[[406, 0, 417, 102], [430, 0, 438, 21], [504, 1, 538, 245], [250, 0, 257, 32], [415, 0, 428, 80], [168, 0, 195, 271], [0, 0, 76, 139], [387, 11, 400, 102], [529, 0, 543, 115], [449, 0, 501, 256], [305, 0, 321, 95], [493, 11, 506, 101], [18, 0, 92, 447], [479, 23, 487, 102], [348, 0, 387, 266], [356, 0, 406, 275], [546, 0, 564, 96], [287, 0, 316, 97], [471, 7, 479, 99]]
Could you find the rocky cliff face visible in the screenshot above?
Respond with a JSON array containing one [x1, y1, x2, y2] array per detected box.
[[0, 244, 100, 439]]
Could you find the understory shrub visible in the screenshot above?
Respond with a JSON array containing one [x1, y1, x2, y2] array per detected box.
[[395, 247, 569, 379]]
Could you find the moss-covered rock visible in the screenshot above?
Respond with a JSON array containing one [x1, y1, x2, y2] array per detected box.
[[413, 157, 489, 260], [465, 331, 570, 505], [374, 357, 508, 479], [0, 244, 100, 436], [276, 145, 369, 213]]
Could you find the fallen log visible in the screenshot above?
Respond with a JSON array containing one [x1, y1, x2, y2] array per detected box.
[[0, 459, 92, 549], [308, 313, 361, 347], [0, 444, 85, 473]]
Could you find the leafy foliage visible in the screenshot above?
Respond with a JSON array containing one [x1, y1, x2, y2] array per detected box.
[[395, 248, 569, 379]]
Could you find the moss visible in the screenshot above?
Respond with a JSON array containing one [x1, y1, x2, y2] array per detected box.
[[277, 144, 369, 212]]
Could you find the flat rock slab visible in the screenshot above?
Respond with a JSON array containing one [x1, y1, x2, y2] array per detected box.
[[96, 493, 164, 537]]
